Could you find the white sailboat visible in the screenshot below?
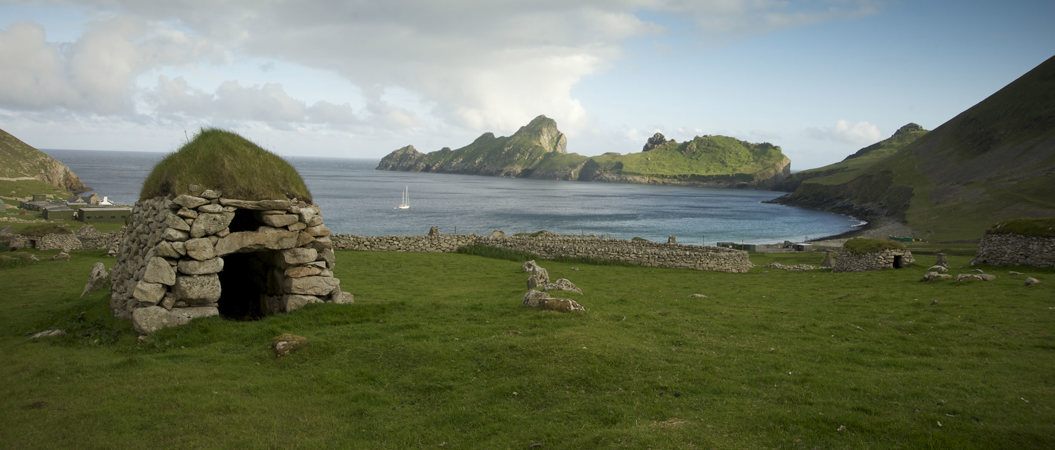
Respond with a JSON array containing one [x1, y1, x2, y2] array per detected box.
[[395, 185, 410, 210]]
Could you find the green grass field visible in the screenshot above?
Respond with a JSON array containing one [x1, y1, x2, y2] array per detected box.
[[2, 249, 1053, 448]]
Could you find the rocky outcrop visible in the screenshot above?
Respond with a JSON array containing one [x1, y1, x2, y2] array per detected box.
[[642, 132, 668, 152], [110, 186, 352, 334], [378, 116, 791, 189]]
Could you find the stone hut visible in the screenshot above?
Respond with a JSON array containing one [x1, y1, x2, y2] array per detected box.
[[109, 130, 352, 334], [971, 219, 1055, 267], [832, 239, 915, 272]]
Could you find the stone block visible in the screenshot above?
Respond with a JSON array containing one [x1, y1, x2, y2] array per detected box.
[[200, 189, 222, 200], [184, 237, 216, 261], [178, 257, 224, 275], [280, 248, 318, 265], [173, 274, 222, 305], [215, 229, 299, 255], [284, 275, 340, 296], [198, 203, 225, 213], [305, 224, 330, 237], [219, 199, 291, 210], [162, 228, 189, 242], [143, 257, 176, 286], [539, 297, 586, 312], [190, 211, 236, 238], [284, 265, 326, 278], [133, 305, 218, 334], [165, 212, 191, 231], [261, 214, 300, 228], [173, 194, 209, 209], [155, 241, 182, 259], [133, 281, 167, 305], [332, 291, 355, 304]]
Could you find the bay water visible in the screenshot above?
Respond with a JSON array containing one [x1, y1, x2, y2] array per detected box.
[[44, 149, 860, 244]]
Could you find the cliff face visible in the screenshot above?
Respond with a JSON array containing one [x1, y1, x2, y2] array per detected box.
[[0, 128, 89, 194], [378, 117, 791, 189]]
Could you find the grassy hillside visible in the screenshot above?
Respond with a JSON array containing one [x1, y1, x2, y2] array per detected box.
[[2, 249, 1053, 447], [586, 135, 789, 185], [140, 129, 312, 201], [0, 128, 89, 194], [773, 55, 1055, 241], [775, 123, 929, 192]]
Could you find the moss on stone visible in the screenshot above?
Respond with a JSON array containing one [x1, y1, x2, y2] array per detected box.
[[140, 129, 311, 202], [842, 237, 905, 255], [986, 217, 1055, 237]]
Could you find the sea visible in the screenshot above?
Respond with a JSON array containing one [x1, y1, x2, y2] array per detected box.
[[43, 149, 862, 245]]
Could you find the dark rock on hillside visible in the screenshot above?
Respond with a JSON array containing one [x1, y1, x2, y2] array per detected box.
[[642, 132, 668, 152]]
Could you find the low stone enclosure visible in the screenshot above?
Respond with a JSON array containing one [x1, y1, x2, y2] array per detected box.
[[972, 231, 1055, 267], [110, 191, 352, 334], [832, 248, 915, 272], [4, 224, 119, 252], [332, 232, 753, 272]]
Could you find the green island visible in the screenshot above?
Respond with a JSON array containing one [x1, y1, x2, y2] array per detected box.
[[377, 115, 791, 189]]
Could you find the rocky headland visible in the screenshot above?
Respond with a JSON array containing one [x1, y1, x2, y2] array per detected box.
[[378, 115, 791, 189]]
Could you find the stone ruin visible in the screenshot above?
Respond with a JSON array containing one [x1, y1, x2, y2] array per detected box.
[[972, 230, 1055, 267], [110, 187, 353, 334], [832, 248, 914, 272]]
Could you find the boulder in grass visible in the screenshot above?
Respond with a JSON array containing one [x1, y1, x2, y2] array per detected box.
[[272, 333, 308, 357]]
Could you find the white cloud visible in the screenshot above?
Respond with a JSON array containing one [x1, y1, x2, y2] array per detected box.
[[807, 119, 882, 145], [0, 20, 78, 109], [1, 0, 884, 155]]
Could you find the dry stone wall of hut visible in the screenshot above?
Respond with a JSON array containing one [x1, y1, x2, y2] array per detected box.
[[832, 249, 914, 272], [332, 233, 752, 273], [972, 233, 1055, 267], [110, 189, 350, 334]]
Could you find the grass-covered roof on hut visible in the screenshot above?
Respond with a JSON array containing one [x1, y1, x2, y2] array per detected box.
[[140, 129, 311, 202]]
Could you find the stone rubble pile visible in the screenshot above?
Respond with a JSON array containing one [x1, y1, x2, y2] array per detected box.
[[520, 260, 585, 312], [110, 186, 352, 334]]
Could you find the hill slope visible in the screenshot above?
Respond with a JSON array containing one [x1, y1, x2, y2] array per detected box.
[[378, 115, 791, 189], [0, 128, 89, 194], [772, 55, 1055, 241]]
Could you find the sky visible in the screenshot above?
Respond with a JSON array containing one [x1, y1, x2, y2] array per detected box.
[[1, 0, 1052, 170]]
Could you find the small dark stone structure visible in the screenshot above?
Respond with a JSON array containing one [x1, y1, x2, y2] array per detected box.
[[832, 248, 914, 272]]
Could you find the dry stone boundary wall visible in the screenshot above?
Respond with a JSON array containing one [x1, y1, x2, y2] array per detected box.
[[332, 233, 753, 273], [972, 233, 1055, 267]]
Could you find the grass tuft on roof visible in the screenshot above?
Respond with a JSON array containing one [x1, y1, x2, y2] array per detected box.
[[140, 129, 311, 202]]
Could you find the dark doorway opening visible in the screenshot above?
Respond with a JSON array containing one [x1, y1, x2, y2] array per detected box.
[[228, 209, 258, 232], [893, 255, 906, 269], [218, 251, 280, 320]]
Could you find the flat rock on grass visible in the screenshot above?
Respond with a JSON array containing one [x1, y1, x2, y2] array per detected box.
[[272, 333, 308, 357]]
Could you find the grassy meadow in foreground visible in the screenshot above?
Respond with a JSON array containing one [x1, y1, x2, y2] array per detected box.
[[1, 249, 1053, 448]]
